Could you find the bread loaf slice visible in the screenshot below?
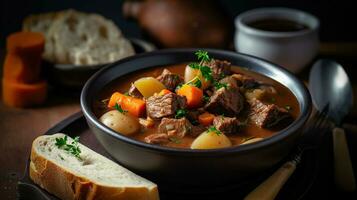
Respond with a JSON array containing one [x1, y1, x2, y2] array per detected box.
[[23, 10, 135, 65], [30, 133, 159, 200]]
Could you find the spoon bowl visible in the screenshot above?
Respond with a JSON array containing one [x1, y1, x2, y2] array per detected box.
[[309, 59, 353, 124]]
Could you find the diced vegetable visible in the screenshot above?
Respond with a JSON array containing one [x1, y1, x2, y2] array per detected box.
[[241, 137, 263, 145], [191, 130, 232, 149], [245, 89, 265, 101], [100, 110, 140, 135], [158, 89, 172, 96], [198, 112, 215, 126], [184, 65, 210, 89], [108, 92, 146, 117], [134, 77, 166, 98], [176, 85, 203, 108], [139, 117, 155, 128], [2, 79, 47, 107]]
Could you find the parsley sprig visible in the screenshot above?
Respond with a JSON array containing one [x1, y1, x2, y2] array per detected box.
[[188, 50, 227, 90], [213, 82, 228, 90], [55, 136, 82, 160], [175, 108, 187, 119], [207, 126, 222, 135], [114, 103, 128, 114], [195, 50, 211, 63], [185, 76, 202, 88]]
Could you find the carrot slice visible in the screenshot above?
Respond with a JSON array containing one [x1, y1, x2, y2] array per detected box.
[[3, 54, 41, 83], [198, 112, 215, 126], [158, 89, 172, 96], [176, 85, 203, 108], [108, 92, 146, 117], [6, 32, 45, 55], [2, 78, 47, 107]]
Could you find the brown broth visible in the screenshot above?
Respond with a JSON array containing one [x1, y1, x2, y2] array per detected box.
[[93, 63, 300, 149], [248, 18, 309, 32]]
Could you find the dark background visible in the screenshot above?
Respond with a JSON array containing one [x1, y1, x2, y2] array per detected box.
[[0, 0, 353, 48]]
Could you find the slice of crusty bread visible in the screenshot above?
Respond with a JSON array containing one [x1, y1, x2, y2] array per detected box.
[[23, 9, 135, 65], [30, 133, 159, 200]]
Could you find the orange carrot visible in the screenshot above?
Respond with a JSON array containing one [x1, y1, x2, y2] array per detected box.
[[198, 112, 215, 126], [108, 92, 146, 117], [2, 78, 47, 107], [3, 53, 41, 83], [158, 89, 172, 96], [7, 32, 45, 55], [176, 85, 203, 108]]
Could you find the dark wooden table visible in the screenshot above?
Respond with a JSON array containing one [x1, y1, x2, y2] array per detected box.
[[0, 45, 357, 200], [0, 89, 80, 200]]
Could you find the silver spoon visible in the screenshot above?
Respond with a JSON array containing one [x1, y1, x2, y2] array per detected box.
[[309, 59, 356, 191]]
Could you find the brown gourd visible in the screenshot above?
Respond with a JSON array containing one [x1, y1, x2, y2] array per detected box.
[[123, 0, 233, 48]]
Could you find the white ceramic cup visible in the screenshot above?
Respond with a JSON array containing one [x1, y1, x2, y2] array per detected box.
[[234, 7, 320, 73]]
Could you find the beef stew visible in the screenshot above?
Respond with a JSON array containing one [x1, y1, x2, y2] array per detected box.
[[93, 51, 299, 149]]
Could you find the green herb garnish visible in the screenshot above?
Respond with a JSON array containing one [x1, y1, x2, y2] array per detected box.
[[175, 83, 183, 91], [186, 76, 202, 88], [207, 126, 222, 135], [188, 62, 200, 69], [114, 103, 128, 114], [55, 136, 81, 160], [285, 105, 292, 111], [214, 82, 228, 90], [175, 108, 187, 119], [124, 92, 130, 96], [195, 50, 211, 62], [203, 95, 210, 103], [169, 137, 182, 144], [191, 120, 199, 126], [199, 65, 213, 81]]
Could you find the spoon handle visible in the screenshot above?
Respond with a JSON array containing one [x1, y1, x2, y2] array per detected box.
[[244, 161, 296, 200], [333, 127, 356, 191]]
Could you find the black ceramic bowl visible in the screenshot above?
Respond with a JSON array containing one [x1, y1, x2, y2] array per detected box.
[[80, 49, 311, 188]]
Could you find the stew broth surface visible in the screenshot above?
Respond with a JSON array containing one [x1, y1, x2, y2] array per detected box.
[[94, 63, 300, 148]]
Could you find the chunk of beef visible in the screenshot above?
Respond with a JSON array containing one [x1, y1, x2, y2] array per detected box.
[[218, 75, 239, 89], [203, 59, 231, 80], [249, 99, 291, 128], [145, 133, 169, 144], [232, 74, 259, 89], [205, 87, 244, 117], [190, 125, 207, 137], [128, 83, 143, 98], [213, 116, 241, 134], [146, 93, 186, 119], [186, 109, 204, 124], [156, 69, 184, 91], [158, 117, 192, 138]]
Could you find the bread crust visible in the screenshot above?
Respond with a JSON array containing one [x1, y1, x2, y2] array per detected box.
[[29, 136, 159, 200]]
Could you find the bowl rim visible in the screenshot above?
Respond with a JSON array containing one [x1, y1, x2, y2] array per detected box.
[[80, 48, 311, 155]]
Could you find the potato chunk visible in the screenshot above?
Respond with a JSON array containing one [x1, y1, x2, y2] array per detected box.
[[100, 110, 140, 135], [134, 77, 166, 98], [184, 65, 210, 89], [191, 131, 232, 149]]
